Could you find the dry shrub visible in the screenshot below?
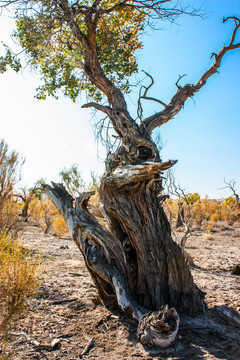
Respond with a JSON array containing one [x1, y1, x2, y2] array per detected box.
[[29, 197, 58, 233], [191, 201, 203, 226], [53, 215, 68, 238], [163, 198, 178, 224], [210, 212, 221, 223], [0, 232, 40, 338], [190, 198, 239, 226], [0, 197, 23, 236], [164, 195, 240, 231], [201, 221, 215, 233]]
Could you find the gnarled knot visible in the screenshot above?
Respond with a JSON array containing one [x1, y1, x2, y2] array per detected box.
[[137, 305, 180, 348], [137, 146, 153, 161]]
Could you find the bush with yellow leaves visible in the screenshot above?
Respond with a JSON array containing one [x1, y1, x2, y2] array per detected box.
[[29, 196, 58, 233], [53, 215, 68, 238], [164, 195, 240, 230], [0, 232, 40, 339], [0, 196, 23, 236]]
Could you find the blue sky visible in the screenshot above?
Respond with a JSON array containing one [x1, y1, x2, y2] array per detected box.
[[0, 0, 240, 198]]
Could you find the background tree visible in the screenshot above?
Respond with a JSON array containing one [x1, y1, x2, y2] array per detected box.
[[222, 178, 240, 210], [1, 0, 240, 347], [163, 171, 194, 249], [59, 164, 86, 198], [222, 178, 240, 223], [0, 139, 24, 233], [16, 179, 45, 222]]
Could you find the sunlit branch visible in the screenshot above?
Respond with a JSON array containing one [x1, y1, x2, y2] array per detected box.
[[82, 102, 112, 116], [140, 16, 240, 135]]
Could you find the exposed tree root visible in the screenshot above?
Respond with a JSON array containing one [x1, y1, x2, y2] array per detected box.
[[137, 306, 180, 348]]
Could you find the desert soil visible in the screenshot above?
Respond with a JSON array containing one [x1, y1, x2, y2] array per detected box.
[[6, 223, 240, 360]]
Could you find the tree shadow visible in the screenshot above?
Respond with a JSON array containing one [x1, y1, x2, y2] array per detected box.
[[115, 306, 240, 360], [36, 284, 89, 310]]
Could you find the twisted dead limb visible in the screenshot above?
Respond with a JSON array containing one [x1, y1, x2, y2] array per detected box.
[[139, 17, 240, 136], [43, 180, 181, 348]]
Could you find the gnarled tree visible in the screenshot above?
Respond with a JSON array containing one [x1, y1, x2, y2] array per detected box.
[[1, 0, 240, 347]]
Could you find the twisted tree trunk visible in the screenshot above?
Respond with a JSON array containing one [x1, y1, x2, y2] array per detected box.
[[43, 9, 240, 348], [44, 144, 205, 347]]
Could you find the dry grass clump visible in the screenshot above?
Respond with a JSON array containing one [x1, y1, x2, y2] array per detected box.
[[0, 232, 40, 339], [205, 235, 215, 241]]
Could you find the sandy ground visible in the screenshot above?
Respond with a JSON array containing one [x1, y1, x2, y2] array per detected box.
[[5, 223, 240, 360]]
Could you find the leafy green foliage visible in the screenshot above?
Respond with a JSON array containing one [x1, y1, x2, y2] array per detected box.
[[186, 192, 200, 205], [13, 0, 146, 101], [0, 45, 21, 74], [224, 196, 236, 208], [59, 164, 85, 197]]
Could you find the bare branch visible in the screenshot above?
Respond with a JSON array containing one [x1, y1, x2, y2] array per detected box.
[[140, 17, 240, 135], [223, 16, 240, 47], [82, 102, 112, 115], [137, 71, 167, 124], [222, 177, 240, 210], [138, 71, 167, 118], [175, 74, 187, 89], [164, 171, 193, 249]]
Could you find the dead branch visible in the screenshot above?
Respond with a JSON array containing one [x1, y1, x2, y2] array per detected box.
[[175, 74, 187, 89], [51, 297, 78, 305], [140, 17, 240, 135], [9, 332, 61, 351], [107, 160, 177, 187], [222, 178, 240, 210], [80, 338, 95, 358], [164, 171, 193, 249], [82, 102, 112, 116], [137, 71, 167, 122]]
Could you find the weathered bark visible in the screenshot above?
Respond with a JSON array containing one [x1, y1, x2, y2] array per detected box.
[[99, 166, 204, 314], [44, 160, 205, 347]]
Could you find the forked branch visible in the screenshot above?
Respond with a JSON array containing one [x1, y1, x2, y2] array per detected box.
[[140, 17, 240, 135], [137, 71, 167, 120]]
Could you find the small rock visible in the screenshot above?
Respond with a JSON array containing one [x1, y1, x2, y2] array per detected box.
[[60, 245, 69, 250], [231, 264, 240, 275]]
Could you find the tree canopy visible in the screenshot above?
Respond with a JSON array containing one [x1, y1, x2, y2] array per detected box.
[[0, 0, 199, 102]]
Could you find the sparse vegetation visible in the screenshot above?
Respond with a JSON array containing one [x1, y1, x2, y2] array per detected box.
[[0, 139, 239, 358], [59, 164, 86, 198], [29, 197, 58, 234], [53, 214, 68, 238], [164, 195, 240, 230], [0, 139, 24, 235], [0, 232, 40, 353]]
